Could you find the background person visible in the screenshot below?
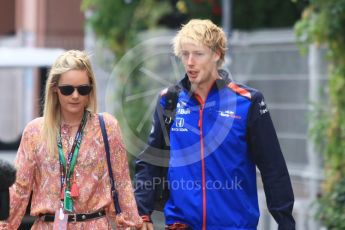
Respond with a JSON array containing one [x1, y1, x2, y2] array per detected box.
[[0, 159, 16, 221]]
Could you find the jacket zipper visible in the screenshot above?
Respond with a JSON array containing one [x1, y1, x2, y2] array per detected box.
[[196, 95, 206, 230]]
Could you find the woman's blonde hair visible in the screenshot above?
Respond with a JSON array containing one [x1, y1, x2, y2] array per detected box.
[[173, 19, 227, 67], [43, 50, 98, 156]]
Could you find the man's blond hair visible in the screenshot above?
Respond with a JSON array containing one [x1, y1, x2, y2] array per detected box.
[[173, 19, 227, 67]]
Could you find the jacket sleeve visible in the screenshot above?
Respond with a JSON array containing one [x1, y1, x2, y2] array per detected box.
[[134, 97, 169, 216], [247, 91, 296, 230]]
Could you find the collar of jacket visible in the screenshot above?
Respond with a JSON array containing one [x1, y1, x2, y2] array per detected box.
[[178, 69, 232, 93]]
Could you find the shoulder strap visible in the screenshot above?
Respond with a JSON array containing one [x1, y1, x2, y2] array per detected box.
[[163, 85, 180, 134], [152, 85, 180, 210], [98, 113, 121, 214]]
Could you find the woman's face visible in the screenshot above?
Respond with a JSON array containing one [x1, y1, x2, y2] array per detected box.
[[56, 70, 91, 119]]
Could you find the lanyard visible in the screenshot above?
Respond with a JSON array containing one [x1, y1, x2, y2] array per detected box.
[[57, 111, 87, 211]]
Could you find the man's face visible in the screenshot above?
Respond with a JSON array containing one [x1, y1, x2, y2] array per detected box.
[[180, 41, 220, 90]]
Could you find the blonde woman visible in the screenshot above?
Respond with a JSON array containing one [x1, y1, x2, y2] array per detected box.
[[0, 50, 142, 229]]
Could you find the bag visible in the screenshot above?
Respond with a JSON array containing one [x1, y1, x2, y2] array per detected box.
[[153, 85, 180, 211], [98, 113, 121, 214]]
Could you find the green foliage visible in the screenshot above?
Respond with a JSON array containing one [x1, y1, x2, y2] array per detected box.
[[295, 0, 345, 228], [175, 0, 222, 25], [81, 0, 172, 58], [232, 0, 306, 30], [174, 0, 305, 29], [81, 1, 174, 174], [317, 177, 345, 229]]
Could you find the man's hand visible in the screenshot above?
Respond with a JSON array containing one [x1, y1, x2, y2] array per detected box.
[[138, 222, 154, 230]]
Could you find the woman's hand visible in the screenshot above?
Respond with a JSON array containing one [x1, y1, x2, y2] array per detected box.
[[138, 221, 154, 230], [115, 213, 143, 230]]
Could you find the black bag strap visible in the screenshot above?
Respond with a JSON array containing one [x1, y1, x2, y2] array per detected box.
[[161, 85, 181, 146], [98, 113, 121, 214], [163, 85, 180, 125], [152, 85, 180, 211]]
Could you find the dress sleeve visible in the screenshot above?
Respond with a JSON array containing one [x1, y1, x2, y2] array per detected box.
[[2, 122, 38, 229], [103, 113, 142, 228]]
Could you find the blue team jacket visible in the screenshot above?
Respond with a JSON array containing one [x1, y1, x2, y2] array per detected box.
[[135, 70, 295, 230]]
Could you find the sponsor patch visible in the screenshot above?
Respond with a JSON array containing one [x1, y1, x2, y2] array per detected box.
[[218, 110, 241, 119]]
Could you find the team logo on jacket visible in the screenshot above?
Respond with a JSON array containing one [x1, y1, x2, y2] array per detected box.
[[218, 110, 241, 119], [176, 102, 190, 115], [172, 118, 188, 132], [259, 100, 268, 115], [176, 117, 184, 127], [177, 101, 187, 107]]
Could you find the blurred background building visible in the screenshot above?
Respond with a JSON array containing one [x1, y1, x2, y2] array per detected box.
[[0, 1, 83, 227], [0, 0, 84, 158]]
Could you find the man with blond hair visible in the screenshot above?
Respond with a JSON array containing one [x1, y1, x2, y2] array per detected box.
[[135, 19, 295, 230]]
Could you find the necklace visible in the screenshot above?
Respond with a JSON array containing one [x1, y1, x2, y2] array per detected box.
[[57, 111, 88, 212]]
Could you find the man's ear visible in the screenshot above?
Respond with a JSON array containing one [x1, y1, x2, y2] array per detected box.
[[213, 49, 221, 62]]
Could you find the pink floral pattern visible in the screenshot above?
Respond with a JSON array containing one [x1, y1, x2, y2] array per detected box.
[[0, 113, 142, 229]]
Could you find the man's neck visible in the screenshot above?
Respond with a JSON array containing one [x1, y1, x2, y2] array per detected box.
[[192, 85, 209, 102], [192, 72, 220, 102]]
